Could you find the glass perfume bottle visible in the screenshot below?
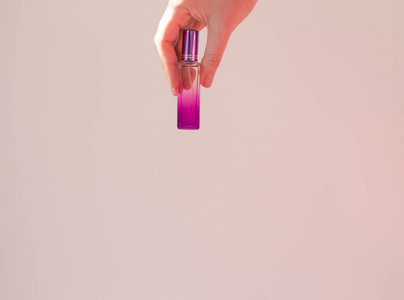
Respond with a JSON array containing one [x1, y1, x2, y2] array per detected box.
[[177, 30, 200, 130]]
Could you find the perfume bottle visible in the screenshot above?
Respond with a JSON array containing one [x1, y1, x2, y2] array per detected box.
[[177, 30, 200, 130]]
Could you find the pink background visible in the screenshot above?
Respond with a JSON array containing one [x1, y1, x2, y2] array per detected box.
[[1, 0, 403, 299]]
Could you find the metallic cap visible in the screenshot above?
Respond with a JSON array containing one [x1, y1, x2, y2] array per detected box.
[[181, 30, 199, 61]]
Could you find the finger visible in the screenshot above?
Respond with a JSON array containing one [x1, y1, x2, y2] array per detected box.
[[174, 29, 184, 62], [200, 24, 232, 88], [180, 68, 197, 90], [154, 6, 190, 96]]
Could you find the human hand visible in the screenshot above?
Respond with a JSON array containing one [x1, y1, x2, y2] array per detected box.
[[154, 0, 258, 95]]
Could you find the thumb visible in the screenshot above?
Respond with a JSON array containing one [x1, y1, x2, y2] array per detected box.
[[201, 25, 231, 88]]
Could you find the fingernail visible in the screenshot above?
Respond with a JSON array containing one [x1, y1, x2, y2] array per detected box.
[[203, 73, 214, 87], [171, 87, 177, 96]]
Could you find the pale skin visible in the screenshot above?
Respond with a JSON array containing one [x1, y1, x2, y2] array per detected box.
[[154, 0, 258, 95]]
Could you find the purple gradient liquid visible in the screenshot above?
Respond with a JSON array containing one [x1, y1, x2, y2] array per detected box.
[[177, 61, 200, 130]]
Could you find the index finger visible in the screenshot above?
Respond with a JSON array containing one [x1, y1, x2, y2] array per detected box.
[[154, 6, 189, 96]]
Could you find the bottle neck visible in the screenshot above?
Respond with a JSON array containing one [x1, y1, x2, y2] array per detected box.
[[180, 60, 199, 66], [181, 55, 198, 62]]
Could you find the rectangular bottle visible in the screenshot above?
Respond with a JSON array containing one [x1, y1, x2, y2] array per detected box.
[[177, 30, 200, 130]]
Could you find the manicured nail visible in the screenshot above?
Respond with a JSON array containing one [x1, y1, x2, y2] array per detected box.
[[171, 87, 177, 96]]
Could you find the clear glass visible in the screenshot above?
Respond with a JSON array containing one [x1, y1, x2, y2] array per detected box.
[[177, 60, 200, 130]]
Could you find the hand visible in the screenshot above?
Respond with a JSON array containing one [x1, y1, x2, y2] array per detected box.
[[154, 0, 258, 95]]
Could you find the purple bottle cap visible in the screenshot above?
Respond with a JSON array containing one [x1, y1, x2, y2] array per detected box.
[[182, 30, 199, 61]]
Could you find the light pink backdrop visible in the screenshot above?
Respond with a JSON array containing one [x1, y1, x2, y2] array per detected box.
[[1, 0, 403, 299]]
